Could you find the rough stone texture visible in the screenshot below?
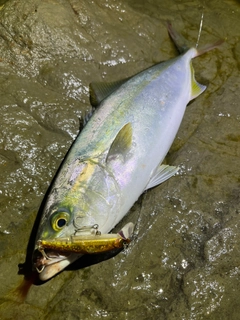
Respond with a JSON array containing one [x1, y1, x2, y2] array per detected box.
[[0, 0, 239, 319]]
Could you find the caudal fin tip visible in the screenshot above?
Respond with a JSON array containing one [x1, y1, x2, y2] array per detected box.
[[196, 38, 224, 57], [166, 20, 190, 54]]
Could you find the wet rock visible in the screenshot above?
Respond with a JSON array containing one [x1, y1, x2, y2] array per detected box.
[[0, 0, 239, 319]]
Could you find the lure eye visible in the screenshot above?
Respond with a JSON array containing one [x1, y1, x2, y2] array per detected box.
[[51, 211, 70, 232]]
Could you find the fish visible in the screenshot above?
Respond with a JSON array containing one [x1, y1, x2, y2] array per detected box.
[[32, 22, 222, 281]]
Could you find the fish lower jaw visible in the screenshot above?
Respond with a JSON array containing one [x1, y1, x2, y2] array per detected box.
[[39, 259, 71, 281], [34, 250, 82, 281]]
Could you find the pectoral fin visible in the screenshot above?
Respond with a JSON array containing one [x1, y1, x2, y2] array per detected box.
[[106, 123, 133, 163], [145, 164, 179, 190]]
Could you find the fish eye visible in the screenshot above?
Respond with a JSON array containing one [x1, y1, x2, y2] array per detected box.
[[51, 211, 70, 232], [57, 218, 66, 228]]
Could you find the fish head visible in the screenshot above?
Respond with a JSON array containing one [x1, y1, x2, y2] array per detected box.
[[32, 160, 121, 280], [32, 203, 85, 281], [32, 197, 109, 280]]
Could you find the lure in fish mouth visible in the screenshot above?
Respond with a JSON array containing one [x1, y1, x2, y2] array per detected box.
[[32, 22, 222, 281], [33, 222, 134, 279]]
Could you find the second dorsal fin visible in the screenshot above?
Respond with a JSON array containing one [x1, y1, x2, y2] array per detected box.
[[89, 78, 131, 107]]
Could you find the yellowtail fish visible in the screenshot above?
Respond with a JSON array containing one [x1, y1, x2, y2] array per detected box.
[[32, 22, 222, 281]]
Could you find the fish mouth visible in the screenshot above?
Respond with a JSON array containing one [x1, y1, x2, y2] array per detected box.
[[33, 248, 81, 281]]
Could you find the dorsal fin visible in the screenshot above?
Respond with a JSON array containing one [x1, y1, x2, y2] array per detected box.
[[89, 78, 131, 107], [106, 123, 132, 163], [79, 107, 96, 131]]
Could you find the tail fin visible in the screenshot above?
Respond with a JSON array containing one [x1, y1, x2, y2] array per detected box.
[[167, 21, 190, 53], [195, 39, 224, 57], [167, 21, 223, 57]]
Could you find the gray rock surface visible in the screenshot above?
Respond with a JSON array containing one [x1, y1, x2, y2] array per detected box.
[[0, 0, 239, 319]]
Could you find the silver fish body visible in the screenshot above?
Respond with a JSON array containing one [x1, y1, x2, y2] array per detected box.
[[33, 25, 220, 280]]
